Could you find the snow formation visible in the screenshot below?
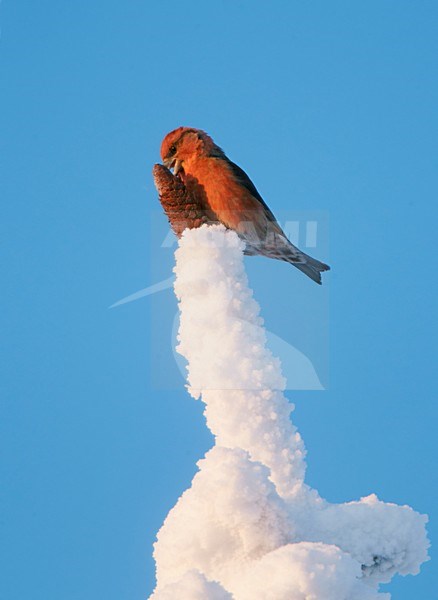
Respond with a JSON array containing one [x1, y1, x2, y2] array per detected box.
[[150, 225, 429, 599]]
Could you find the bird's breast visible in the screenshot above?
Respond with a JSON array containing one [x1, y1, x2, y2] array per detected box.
[[183, 157, 264, 232]]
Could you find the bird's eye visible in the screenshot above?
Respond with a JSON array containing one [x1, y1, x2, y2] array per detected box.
[[169, 144, 177, 156]]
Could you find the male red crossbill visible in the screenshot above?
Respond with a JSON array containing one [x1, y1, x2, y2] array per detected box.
[[157, 127, 330, 284]]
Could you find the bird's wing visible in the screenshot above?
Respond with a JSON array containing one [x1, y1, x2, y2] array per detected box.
[[226, 160, 278, 223], [223, 160, 285, 243], [224, 162, 324, 271]]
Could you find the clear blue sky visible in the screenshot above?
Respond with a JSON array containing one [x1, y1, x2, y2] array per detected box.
[[1, 2, 437, 598]]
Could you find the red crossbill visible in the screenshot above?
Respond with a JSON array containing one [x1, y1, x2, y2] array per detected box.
[[157, 127, 330, 284]]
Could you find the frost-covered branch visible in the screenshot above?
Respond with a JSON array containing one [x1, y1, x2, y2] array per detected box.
[[150, 226, 429, 599]]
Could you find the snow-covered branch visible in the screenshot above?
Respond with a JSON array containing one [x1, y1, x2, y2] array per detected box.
[[150, 225, 429, 599]]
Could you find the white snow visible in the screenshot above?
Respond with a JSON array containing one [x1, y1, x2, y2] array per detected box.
[[150, 225, 429, 599]]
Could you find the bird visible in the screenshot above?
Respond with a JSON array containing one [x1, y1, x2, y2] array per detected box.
[[158, 127, 330, 284]]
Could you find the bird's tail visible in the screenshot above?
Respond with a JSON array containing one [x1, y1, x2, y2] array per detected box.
[[245, 234, 330, 284], [291, 254, 330, 285]]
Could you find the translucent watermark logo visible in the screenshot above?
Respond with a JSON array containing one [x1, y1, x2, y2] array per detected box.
[[110, 211, 329, 391]]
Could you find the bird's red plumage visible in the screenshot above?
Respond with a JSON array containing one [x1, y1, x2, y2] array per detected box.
[[156, 127, 330, 283]]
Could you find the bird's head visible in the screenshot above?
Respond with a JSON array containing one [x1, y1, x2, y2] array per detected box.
[[160, 127, 224, 175]]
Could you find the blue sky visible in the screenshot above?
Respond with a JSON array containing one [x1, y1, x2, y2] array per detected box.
[[1, 2, 437, 598]]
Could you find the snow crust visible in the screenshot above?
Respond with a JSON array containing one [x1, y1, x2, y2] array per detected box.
[[150, 225, 429, 599]]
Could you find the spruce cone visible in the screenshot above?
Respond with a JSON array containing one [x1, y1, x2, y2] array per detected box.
[[153, 164, 216, 237]]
